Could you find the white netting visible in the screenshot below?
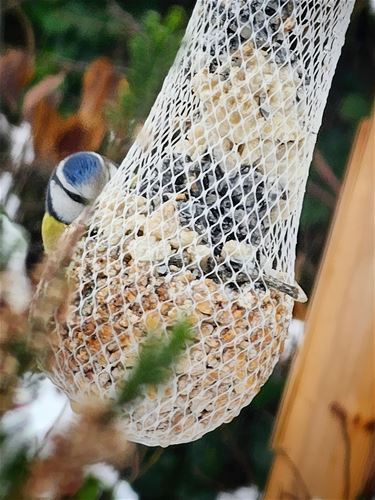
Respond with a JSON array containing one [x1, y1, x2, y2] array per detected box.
[[44, 0, 354, 446]]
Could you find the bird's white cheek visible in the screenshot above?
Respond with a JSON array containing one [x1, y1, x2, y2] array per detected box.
[[50, 183, 84, 224], [80, 175, 107, 201]]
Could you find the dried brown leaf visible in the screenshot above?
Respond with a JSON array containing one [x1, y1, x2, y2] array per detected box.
[[26, 402, 136, 499], [0, 49, 34, 109], [23, 73, 65, 121], [30, 100, 65, 163], [29, 58, 123, 162], [78, 57, 122, 123], [31, 102, 105, 162]]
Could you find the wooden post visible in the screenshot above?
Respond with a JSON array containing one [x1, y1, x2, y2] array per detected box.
[[264, 114, 375, 500]]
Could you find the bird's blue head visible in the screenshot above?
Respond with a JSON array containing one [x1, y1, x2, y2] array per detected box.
[[62, 152, 102, 188], [46, 151, 117, 224]]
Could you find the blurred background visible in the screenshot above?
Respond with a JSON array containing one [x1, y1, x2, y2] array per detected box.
[[0, 1, 374, 499]]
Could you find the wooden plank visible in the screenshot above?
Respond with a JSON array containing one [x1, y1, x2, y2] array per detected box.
[[264, 115, 375, 500]]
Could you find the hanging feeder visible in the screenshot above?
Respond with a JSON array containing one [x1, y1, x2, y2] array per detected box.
[[37, 0, 355, 447]]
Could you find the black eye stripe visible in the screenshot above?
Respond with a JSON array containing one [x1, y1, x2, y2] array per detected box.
[[46, 183, 61, 221], [52, 173, 90, 206]]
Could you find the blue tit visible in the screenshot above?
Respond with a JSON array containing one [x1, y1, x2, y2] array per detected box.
[[42, 151, 117, 253]]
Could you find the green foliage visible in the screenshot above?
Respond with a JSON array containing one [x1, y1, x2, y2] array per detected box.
[[0, 432, 30, 500], [116, 319, 193, 407], [108, 7, 186, 148], [247, 415, 273, 487], [74, 476, 113, 500], [251, 370, 285, 411], [126, 7, 185, 119], [24, 1, 126, 61], [300, 193, 331, 230], [22, 1, 129, 114], [5, 338, 35, 375], [340, 93, 372, 123]]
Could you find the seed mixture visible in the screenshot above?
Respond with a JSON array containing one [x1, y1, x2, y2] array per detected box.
[[47, 189, 293, 446], [43, 0, 311, 446]]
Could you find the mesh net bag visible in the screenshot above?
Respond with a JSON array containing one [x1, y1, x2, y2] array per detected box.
[[41, 0, 354, 446]]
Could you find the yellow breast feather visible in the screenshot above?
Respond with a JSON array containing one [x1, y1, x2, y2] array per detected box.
[[41, 213, 67, 254]]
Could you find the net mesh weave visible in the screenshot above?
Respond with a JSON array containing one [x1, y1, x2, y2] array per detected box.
[[47, 0, 354, 446]]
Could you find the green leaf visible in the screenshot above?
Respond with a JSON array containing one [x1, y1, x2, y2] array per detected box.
[[248, 416, 274, 488], [164, 6, 186, 32], [116, 319, 194, 407], [6, 339, 35, 375], [106, 6, 186, 150], [74, 475, 106, 500], [0, 440, 30, 499], [252, 374, 285, 410], [340, 93, 371, 123], [300, 194, 331, 230]]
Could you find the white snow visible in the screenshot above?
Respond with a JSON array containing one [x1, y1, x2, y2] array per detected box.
[[0, 214, 31, 312], [217, 485, 260, 500], [0, 171, 13, 201], [0, 113, 34, 218], [1, 376, 75, 451], [86, 463, 138, 500], [1, 376, 138, 498], [280, 318, 305, 362], [10, 121, 34, 166]]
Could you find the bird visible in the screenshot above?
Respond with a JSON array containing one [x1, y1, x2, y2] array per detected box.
[[42, 151, 117, 253]]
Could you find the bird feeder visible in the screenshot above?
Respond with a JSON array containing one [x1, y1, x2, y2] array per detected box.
[[38, 0, 355, 447]]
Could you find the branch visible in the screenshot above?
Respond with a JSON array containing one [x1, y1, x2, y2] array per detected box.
[[330, 402, 351, 500], [107, 0, 141, 34], [275, 447, 312, 500], [313, 150, 341, 195], [307, 180, 336, 208]]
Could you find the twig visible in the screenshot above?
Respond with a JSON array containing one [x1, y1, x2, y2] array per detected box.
[[330, 402, 351, 500], [34, 400, 69, 457], [222, 427, 254, 482], [45, 54, 127, 75], [360, 447, 375, 499], [275, 447, 311, 500], [133, 448, 163, 481], [29, 207, 92, 354], [307, 180, 336, 208], [107, 0, 141, 34], [1, 0, 31, 13], [313, 150, 341, 195], [192, 466, 226, 490]]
